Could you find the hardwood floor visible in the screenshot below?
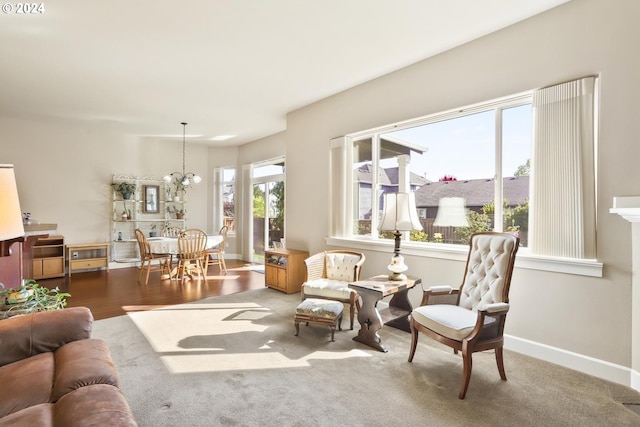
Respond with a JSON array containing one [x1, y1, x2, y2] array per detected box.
[[37, 259, 266, 320]]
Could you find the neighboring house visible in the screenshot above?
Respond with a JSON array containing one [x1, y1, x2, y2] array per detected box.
[[356, 165, 429, 219], [414, 176, 529, 219]]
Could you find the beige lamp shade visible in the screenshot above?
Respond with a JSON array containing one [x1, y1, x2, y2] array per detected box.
[[0, 164, 25, 241], [433, 197, 469, 227], [379, 192, 423, 232]]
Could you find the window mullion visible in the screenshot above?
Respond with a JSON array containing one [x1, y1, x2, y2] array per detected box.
[[495, 108, 504, 232]]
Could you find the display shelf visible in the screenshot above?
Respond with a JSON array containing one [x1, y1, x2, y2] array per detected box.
[[110, 175, 188, 263]]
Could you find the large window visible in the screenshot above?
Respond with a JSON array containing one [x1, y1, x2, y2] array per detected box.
[[347, 94, 532, 247], [331, 77, 598, 264]]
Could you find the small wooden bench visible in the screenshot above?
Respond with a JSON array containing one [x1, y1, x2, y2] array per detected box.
[[294, 298, 343, 342]]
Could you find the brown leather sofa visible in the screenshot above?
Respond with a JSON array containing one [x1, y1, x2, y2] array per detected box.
[[0, 306, 137, 427]]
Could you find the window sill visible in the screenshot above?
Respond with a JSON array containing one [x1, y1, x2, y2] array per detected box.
[[325, 237, 603, 278]]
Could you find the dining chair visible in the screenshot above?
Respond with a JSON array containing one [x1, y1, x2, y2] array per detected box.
[[161, 225, 183, 267], [134, 229, 171, 285], [204, 226, 228, 275], [161, 225, 182, 237], [407, 232, 519, 399], [177, 228, 208, 283]]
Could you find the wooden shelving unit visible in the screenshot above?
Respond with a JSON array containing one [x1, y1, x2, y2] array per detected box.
[[264, 248, 309, 294], [32, 235, 65, 279]]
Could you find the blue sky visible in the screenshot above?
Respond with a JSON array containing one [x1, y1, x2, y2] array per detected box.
[[383, 104, 532, 181]]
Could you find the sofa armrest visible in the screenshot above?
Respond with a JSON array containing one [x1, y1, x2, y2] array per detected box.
[[0, 307, 93, 367]]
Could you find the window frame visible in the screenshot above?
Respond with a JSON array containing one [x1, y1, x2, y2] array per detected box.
[[328, 91, 603, 277]]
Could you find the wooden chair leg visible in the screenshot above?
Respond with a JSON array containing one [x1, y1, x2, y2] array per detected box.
[[459, 343, 473, 400], [495, 346, 507, 381], [408, 323, 419, 362]]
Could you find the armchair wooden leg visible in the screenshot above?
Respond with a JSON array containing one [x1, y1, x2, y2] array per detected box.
[[408, 322, 418, 362], [459, 342, 473, 400], [495, 346, 507, 381], [349, 304, 355, 330]]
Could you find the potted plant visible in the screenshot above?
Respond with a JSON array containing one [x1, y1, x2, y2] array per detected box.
[[167, 206, 185, 219], [112, 182, 136, 200], [149, 224, 158, 237], [0, 280, 70, 319]]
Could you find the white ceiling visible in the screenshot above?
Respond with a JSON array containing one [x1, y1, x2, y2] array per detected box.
[[0, 0, 568, 146]]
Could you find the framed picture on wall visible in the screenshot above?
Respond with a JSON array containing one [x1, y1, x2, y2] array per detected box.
[[143, 185, 159, 213]]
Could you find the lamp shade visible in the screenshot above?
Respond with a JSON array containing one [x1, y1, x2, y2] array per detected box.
[[433, 197, 469, 227], [0, 164, 25, 241], [379, 192, 423, 232]]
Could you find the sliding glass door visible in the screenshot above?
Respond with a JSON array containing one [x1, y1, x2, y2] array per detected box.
[[252, 162, 285, 261]]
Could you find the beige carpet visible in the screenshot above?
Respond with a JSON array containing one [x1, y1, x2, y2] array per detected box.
[[92, 288, 640, 427]]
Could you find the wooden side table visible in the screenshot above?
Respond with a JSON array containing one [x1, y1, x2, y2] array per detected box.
[[67, 243, 110, 276], [348, 275, 421, 352], [264, 248, 309, 294]]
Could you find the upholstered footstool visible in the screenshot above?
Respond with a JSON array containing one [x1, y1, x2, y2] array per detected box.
[[294, 298, 343, 342]]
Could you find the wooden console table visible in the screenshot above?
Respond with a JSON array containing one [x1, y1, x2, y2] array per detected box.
[[67, 243, 110, 276], [348, 275, 421, 352]]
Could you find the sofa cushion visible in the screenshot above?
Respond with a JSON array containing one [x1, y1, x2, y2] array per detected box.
[[53, 384, 137, 427], [0, 384, 137, 427], [303, 279, 355, 300], [52, 339, 119, 402], [0, 402, 53, 427], [0, 307, 93, 367], [0, 352, 54, 418], [325, 253, 360, 282]]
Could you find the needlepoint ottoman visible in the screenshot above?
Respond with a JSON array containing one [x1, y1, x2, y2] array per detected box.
[[294, 298, 343, 342]]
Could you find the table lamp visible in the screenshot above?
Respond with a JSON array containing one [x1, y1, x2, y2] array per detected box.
[[378, 192, 423, 280], [0, 164, 25, 257]]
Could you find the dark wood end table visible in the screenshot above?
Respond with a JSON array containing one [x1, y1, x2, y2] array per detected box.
[[348, 275, 421, 352]]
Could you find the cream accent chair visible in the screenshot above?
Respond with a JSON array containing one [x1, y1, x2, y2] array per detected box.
[[301, 250, 365, 330], [408, 232, 519, 399]]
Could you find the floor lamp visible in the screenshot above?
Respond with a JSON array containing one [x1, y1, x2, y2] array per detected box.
[[378, 192, 423, 281], [0, 164, 25, 258]]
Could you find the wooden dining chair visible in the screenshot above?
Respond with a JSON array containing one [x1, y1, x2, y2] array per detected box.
[[177, 228, 208, 283], [161, 225, 183, 267], [134, 229, 171, 285], [204, 226, 228, 275]]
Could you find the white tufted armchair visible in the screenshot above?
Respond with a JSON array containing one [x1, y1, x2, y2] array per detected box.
[[408, 232, 519, 399], [301, 250, 366, 330]]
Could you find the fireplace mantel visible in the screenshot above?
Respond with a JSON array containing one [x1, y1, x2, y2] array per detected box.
[[610, 196, 640, 222]]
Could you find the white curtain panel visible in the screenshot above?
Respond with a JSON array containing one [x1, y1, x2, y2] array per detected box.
[[530, 76, 597, 259]]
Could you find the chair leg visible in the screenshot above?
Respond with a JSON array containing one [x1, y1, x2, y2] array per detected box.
[[219, 256, 227, 273], [495, 346, 507, 381], [459, 342, 473, 400], [408, 323, 419, 362], [349, 303, 355, 330]]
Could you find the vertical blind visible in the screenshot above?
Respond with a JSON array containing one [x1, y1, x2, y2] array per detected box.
[[530, 76, 597, 258]]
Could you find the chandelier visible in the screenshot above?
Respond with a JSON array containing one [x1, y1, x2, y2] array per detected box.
[[163, 122, 201, 187]]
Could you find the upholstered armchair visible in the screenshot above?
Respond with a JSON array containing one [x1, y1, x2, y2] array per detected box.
[[301, 250, 366, 330], [408, 232, 519, 399]]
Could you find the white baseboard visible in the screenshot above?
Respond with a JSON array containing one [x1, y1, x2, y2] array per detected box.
[[504, 334, 636, 390]]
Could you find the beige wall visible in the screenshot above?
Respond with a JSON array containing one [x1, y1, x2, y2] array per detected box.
[[284, 0, 640, 376], [0, 117, 210, 245]]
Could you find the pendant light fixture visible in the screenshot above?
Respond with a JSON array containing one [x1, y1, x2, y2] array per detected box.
[[163, 122, 201, 186]]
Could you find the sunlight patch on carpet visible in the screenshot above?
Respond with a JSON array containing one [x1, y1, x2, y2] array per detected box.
[[126, 300, 371, 373]]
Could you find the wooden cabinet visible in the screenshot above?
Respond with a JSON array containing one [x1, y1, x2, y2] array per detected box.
[[32, 235, 65, 279], [264, 248, 309, 294], [67, 243, 110, 276]]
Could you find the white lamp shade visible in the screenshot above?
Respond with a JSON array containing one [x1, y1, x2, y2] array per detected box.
[[433, 197, 469, 227], [0, 164, 25, 241], [379, 192, 423, 232]]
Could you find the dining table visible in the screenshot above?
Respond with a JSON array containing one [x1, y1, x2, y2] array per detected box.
[[147, 235, 223, 279], [147, 235, 223, 255]]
